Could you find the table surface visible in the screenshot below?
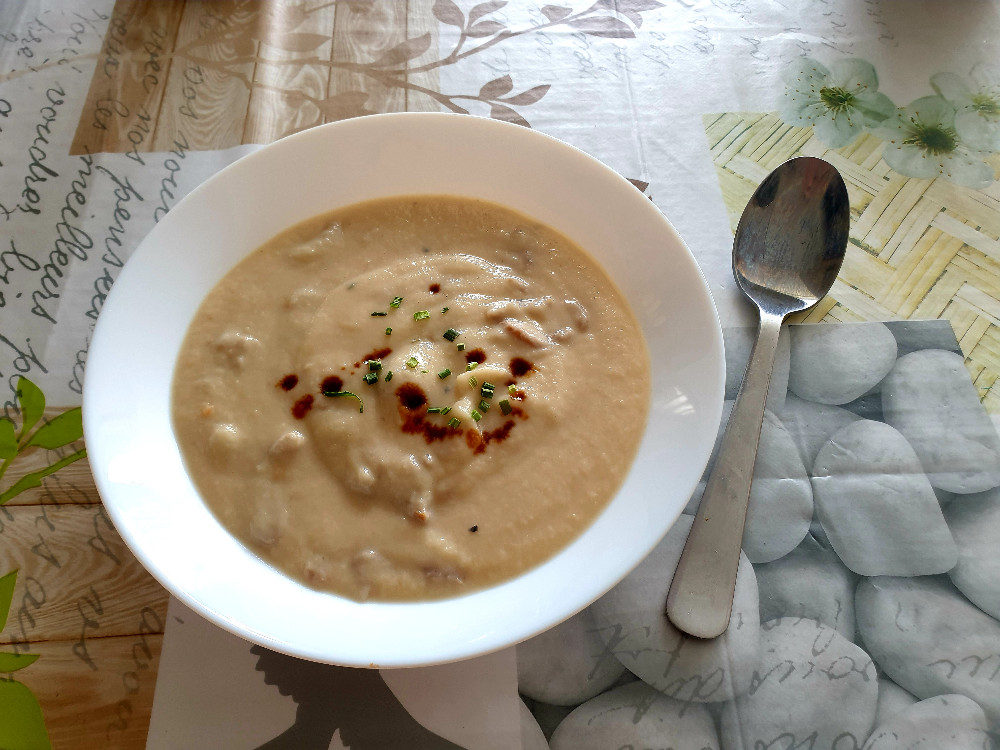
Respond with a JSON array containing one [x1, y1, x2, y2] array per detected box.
[[2, 0, 1000, 747]]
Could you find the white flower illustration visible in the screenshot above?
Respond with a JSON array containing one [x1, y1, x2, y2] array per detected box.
[[874, 96, 995, 189], [931, 63, 1000, 152], [781, 58, 895, 148]]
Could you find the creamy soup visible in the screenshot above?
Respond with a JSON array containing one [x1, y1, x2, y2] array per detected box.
[[172, 196, 650, 601]]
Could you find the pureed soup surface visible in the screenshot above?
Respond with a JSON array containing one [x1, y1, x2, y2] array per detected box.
[[172, 196, 650, 601]]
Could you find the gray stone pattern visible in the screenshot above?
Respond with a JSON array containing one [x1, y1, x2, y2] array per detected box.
[[517, 320, 1000, 750]]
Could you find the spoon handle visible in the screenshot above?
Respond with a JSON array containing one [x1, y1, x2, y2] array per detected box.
[[665, 309, 784, 639]]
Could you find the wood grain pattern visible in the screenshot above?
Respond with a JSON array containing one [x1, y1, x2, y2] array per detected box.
[[328, 0, 408, 118], [3, 408, 94, 507], [72, 0, 447, 154], [1, 403, 166, 749], [69, 0, 185, 158], [242, 2, 337, 143], [705, 111, 1000, 409], [14, 633, 162, 750], [151, 0, 257, 152], [0, 503, 168, 646], [3, 448, 95, 507], [406, 0, 441, 113]]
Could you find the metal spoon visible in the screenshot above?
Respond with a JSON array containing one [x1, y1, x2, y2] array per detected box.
[[665, 156, 850, 640]]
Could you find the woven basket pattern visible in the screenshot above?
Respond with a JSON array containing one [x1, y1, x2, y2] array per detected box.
[[705, 112, 1000, 412]]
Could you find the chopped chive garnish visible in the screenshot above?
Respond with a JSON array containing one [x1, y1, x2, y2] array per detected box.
[[368, 359, 382, 372], [478, 399, 490, 412], [363, 372, 378, 385], [508, 384, 517, 394], [457, 342, 466, 351], [448, 417, 461, 429], [385, 370, 393, 382], [421, 370, 428, 374], [499, 399, 512, 415], [468, 375, 478, 389], [471, 409, 482, 422], [443, 328, 460, 342], [441, 307, 450, 313], [406, 357, 418, 368], [322, 389, 364, 413], [438, 368, 452, 379], [371, 311, 388, 317], [481, 382, 495, 398], [427, 406, 453, 415], [390, 296, 403, 308], [466, 361, 478, 371], [413, 310, 430, 321], [385, 327, 392, 335]]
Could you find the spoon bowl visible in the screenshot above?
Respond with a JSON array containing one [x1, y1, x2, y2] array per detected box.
[[666, 156, 849, 640], [735, 158, 851, 312]]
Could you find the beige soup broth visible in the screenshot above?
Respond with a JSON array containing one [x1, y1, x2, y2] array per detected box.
[[172, 196, 650, 601]]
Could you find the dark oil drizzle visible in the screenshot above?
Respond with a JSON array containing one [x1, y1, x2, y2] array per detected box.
[[291, 394, 314, 419], [393, 383, 522, 449], [355, 347, 392, 368], [465, 419, 517, 454], [510, 357, 533, 377], [485, 421, 516, 444], [396, 383, 427, 410], [395, 383, 453, 443], [320, 375, 344, 393]]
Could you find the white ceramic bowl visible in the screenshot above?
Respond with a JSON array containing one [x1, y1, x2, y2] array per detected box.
[[84, 113, 723, 667]]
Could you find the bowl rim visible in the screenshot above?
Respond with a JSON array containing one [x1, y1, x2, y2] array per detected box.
[[83, 112, 724, 667]]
